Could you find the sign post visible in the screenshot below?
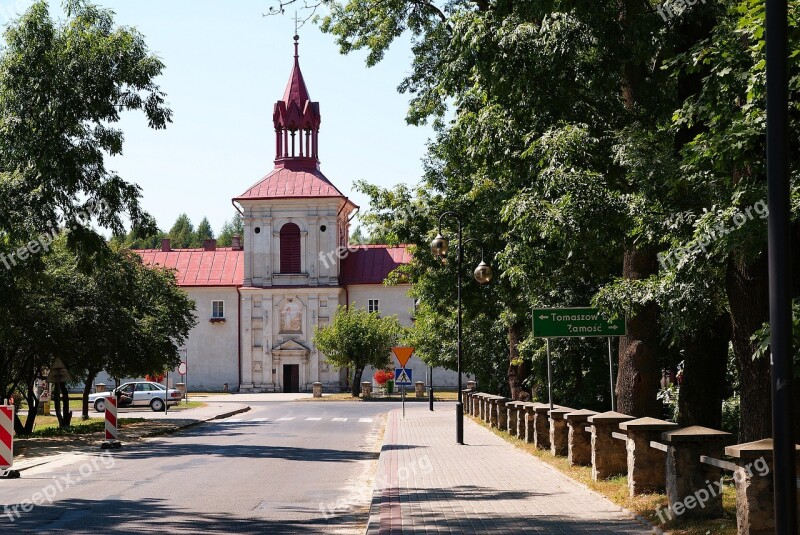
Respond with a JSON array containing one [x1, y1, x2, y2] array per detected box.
[[533, 308, 626, 412], [392, 347, 415, 419], [178, 361, 188, 404], [0, 404, 20, 478]]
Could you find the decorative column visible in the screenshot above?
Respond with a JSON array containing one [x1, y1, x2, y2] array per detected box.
[[661, 426, 732, 520], [565, 409, 598, 466], [619, 417, 679, 495], [725, 439, 800, 535], [533, 405, 554, 450], [549, 407, 574, 457], [588, 411, 635, 481]]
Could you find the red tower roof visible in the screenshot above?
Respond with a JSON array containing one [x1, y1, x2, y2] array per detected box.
[[236, 35, 347, 203]]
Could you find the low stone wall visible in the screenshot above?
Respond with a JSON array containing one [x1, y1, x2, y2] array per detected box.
[[465, 391, 798, 533]]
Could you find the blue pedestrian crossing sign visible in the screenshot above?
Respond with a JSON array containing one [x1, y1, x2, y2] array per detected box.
[[394, 368, 412, 386]]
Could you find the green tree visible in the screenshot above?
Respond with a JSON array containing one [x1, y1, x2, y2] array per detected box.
[[314, 305, 402, 396], [169, 213, 196, 248], [195, 217, 214, 245], [217, 213, 244, 247], [0, 0, 169, 244]]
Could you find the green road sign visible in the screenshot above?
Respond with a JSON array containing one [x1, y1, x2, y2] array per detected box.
[[532, 307, 626, 338]]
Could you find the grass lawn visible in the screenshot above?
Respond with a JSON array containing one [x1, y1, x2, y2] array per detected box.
[[17, 415, 147, 438], [470, 416, 738, 535]]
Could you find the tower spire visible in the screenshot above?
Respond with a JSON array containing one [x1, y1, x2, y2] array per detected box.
[[272, 34, 321, 171], [293, 12, 299, 58]]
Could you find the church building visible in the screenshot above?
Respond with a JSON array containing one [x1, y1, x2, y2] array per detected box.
[[133, 37, 458, 393]]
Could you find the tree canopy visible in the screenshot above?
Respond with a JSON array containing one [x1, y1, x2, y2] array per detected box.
[[314, 305, 403, 396]]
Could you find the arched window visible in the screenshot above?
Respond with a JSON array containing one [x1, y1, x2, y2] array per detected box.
[[280, 223, 302, 273]]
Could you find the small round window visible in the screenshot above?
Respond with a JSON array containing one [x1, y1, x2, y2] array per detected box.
[[254, 227, 261, 234], [320, 225, 327, 232]]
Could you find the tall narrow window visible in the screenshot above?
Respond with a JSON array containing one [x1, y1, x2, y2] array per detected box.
[[212, 301, 225, 319], [368, 299, 380, 313], [280, 223, 302, 273]]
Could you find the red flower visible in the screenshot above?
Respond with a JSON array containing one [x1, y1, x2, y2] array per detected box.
[[373, 369, 394, 385]]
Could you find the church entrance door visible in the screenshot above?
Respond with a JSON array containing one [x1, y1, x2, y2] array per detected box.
[[283, 364, 300, 393]]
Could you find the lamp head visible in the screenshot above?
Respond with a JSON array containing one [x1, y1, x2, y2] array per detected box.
[[430, 234, 449, 258], [473, 261, 493, 284]]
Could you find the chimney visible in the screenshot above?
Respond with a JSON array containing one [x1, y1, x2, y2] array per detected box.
[[231, 235, 242, 251], [161, 238, 171, 252], [203, 239, 217, 251]]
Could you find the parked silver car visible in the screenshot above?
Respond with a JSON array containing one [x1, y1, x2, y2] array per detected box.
[[89, 381, 183, 412]]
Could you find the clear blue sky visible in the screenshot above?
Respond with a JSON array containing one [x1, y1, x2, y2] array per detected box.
[[32, 0, 434, 234]]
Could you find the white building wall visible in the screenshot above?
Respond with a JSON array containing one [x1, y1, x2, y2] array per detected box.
[[345, 284, 463, 389], [95, 286, 240, 393]]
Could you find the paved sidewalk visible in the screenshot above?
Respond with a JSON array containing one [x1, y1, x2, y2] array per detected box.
[[366, 405, 654, 534], [12, 402, 250, 468]]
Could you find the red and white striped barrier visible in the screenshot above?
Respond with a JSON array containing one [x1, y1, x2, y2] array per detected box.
[[101, 395, 121, 449], [104, 395, 117, 441], [0, 404, 19, 477], [0, 404, 13, 469]]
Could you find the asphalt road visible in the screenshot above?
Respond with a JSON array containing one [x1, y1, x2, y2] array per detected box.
[[0, 401, 391, 534]]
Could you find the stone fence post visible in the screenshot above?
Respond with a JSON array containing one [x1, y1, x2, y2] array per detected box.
[[619, 417, 678, 495], [520, 403, 537, 444], [565, 410, 598, 466], [533, 405, 554, 450], [725, 439, 800, 535], [549, 407, 575, 457], [588, 411, 635, 481], [462, 389, 474, 412], [416, 381, 425, 398], [505, 401, 522, 437], [661, 426, 732, 520], [361, 381, 372, 399], [312, 382, 323, 398]]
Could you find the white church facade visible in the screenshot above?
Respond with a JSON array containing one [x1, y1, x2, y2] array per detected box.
[[130, 38, 459, 393]]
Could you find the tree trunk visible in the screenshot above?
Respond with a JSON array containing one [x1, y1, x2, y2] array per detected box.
[[351, 367, 364, 397], [678, 313, 731, 429], [81, 371, 98, 420], [53, 381, 72, 428], [507, 323, 531, 401], [614, 0, 662, 419], [61, 383, 72, 427], [617, 246, 662, 418], [726, 252, 771, 442], [53, 381, 63, 427]]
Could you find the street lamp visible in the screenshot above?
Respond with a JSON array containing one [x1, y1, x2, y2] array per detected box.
[[431, 212, 492, 445]]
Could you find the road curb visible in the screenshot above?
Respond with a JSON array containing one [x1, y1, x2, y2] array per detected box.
[[12, 405, 252, 470], [141, 405, 251, 437]]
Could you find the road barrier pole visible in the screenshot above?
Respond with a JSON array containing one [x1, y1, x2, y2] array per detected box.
[[101, 395, 122, 450], [0, 405, 20, 479]]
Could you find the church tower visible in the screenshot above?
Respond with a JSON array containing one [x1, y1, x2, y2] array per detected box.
[[233, 36, 357, 392], [234, 36, 357, 289]]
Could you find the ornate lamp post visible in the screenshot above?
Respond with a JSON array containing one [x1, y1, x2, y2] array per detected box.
[[431, 212, 492, 445]]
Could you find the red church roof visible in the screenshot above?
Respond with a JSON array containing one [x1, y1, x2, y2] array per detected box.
[[234, 166, 345, 201], [134, 244, 410, 288], [339, 245, 412, 285], [137, 248, 244, 287]]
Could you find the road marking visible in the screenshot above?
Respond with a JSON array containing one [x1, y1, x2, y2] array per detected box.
[[251, 418, 270, 422], [277, 417, 294, 421], [358, 418, 373, 423], [305, 417, 322, 421], [332, 418, 347, 422]]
